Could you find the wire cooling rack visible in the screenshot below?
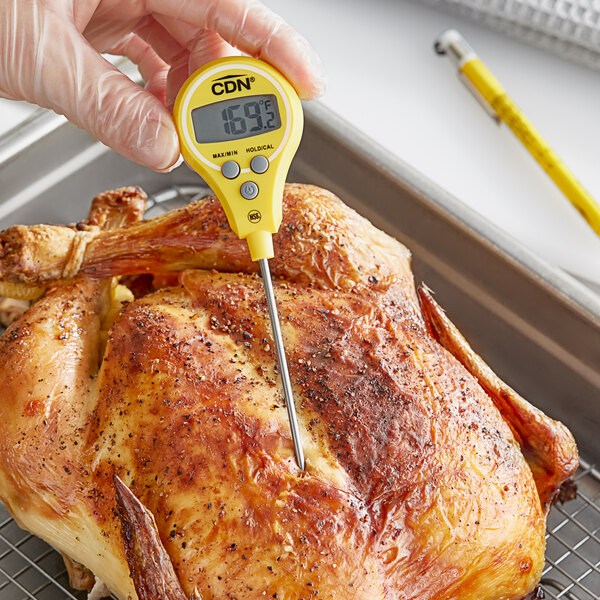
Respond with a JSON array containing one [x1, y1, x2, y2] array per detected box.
[[543, 461, 600, 599], [0, 184, 598, 600], [143, 183, 212, 219]]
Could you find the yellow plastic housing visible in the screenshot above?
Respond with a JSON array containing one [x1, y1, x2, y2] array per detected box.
[[173, 57, 304, 260]]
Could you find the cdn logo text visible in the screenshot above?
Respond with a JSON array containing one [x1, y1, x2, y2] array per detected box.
[[211, 76, 255, 95]]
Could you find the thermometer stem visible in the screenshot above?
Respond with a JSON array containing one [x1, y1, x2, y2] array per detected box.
[[259, 258, 305, 471]]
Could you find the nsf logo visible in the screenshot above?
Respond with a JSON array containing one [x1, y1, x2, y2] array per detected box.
[[248, 210, 262, 223]]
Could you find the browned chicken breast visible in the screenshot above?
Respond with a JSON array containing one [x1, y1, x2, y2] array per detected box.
[[0, 184, 578, 600]]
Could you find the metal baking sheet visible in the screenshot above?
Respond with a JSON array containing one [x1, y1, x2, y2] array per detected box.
[[0, 103, 598, 599]]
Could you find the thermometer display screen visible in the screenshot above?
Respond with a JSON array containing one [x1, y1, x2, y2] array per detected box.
[[191, 94, 282, 143]]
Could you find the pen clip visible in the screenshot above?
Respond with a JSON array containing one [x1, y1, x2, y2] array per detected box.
[[458, 72, 501, 125]]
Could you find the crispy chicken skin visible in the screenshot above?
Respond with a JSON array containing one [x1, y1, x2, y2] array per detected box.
[[0, 184, 577, 600]]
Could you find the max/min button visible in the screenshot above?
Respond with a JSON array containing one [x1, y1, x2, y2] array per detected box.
[[240, 181, 259, 200], [221, 160, 240, 179], [250, 155, 269, 174]]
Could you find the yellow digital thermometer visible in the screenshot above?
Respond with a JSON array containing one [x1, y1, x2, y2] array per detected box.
[[173, 57, 306, 470], [173, 56, 303, 261]]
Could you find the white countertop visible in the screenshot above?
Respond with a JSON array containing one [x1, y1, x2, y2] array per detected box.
[[1, 0, 599, 292]]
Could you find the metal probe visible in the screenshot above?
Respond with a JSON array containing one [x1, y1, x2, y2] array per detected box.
[[259, 258, 305, 471]]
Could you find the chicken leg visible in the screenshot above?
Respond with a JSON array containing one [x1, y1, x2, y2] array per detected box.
[[0, 184, 411, 292]]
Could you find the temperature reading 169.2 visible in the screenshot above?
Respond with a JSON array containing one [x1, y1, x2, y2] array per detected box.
[[192, 94, 282, 144]]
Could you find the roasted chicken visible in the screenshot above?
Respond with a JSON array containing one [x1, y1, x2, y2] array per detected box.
[[0, 184, 578, 600]]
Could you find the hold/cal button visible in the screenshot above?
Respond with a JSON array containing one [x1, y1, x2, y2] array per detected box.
[[250, 155, 269, 174], [240, 181, 259, 200], [221, 160, 240, 179]]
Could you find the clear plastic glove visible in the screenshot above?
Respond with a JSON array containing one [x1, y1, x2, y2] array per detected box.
[[0, 0, 326, 171]]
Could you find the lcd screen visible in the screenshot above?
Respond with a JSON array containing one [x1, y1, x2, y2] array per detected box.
[[191, 94, 282, 143]]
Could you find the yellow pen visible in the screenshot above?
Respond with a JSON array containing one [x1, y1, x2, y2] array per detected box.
[[435, 29, 600, 238]]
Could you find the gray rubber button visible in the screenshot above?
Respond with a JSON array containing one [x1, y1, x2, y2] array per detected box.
[[240, 181, 259, 200], [250, 155, 269, 174], [221, 160, 240, 179]]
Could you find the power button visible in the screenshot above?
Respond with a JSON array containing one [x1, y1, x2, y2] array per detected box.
[[240, 181, 259, 200]]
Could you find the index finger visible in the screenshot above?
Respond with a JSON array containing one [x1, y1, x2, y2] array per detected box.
[[146, 0, 326, 99]]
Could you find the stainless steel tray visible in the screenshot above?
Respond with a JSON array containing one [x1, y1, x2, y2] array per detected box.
[[0, 104, 598, 599]]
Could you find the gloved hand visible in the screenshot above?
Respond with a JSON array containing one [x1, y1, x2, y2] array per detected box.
[[0, 0, 325, 172]]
